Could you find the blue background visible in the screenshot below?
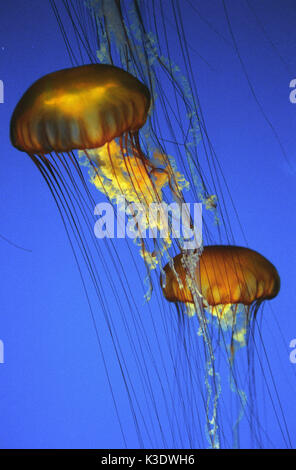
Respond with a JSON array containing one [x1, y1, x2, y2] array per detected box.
[[0, 0, 296, 448]]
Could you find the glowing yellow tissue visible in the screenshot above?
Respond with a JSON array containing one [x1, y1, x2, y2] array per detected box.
[[87, 140, 167, 206]]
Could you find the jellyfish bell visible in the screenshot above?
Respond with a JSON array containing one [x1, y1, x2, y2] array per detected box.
[[10, 63, 184, 213], [161, 245, 280, 307], [10, 63, 151, 154], [161, 245, 280, 349], [9, 63, 156, 213]]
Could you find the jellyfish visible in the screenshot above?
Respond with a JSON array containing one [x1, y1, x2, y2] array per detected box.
[[10, 63, 150, 154], [162, 245, 280, 352], [161, 244, 280, 369], [11, 63, 188, 279], [161, 245, 280, 446], [10, 63, 192, 447], [10, 63, 154, 216], [162, 245, 280, 313]]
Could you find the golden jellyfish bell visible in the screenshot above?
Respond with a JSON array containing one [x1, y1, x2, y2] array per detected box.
[[161, 245, 280, 308], [10, 64, 151, 154]]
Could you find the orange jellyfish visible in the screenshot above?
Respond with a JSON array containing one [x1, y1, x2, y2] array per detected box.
[[161, 245, 280, 350], [10, 63, 193, 447], [162, 245, 280, 306], [161, 246, 280, 447], [10, 63, 150, 154], [10, 63, 182, 205], [10, 63, 181, 446], [10, 64, 151, 203], [10, 64, 186, 271]]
